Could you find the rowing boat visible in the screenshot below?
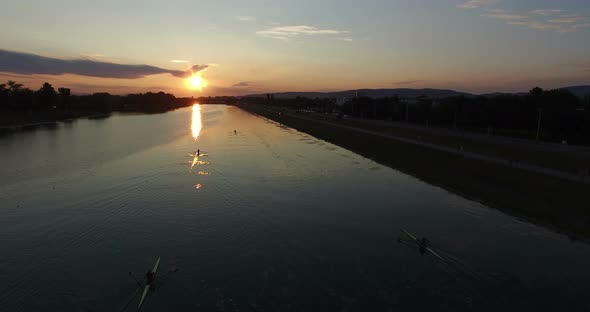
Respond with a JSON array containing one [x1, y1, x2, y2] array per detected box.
[[138, 257, 160, 310], [401, 230, 445, 262]]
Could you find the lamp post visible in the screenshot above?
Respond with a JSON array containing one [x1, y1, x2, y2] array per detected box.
[[535, 108, 543, 141], [405, 101, 409, 122]]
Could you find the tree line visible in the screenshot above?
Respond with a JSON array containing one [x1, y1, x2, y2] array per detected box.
[[241, 87, 590, 145], [0, 80, 193, 114], [3, 81, 588, 145]]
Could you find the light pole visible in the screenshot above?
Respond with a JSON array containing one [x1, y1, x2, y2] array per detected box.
[[535, 108, 543, 141], [405, 101, 409, 122]]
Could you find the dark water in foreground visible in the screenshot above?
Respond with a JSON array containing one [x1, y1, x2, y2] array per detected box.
[[1, 105, 589, 311]]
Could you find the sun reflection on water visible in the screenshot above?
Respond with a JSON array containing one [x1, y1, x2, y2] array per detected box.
[[191, 103, 202, 140], [190, 104, 208, 189]]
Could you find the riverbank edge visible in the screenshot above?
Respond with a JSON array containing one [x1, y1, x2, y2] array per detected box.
[[0, 104, 197, 130], [0, 109, 112, 130], [237, 103, 590, 240]]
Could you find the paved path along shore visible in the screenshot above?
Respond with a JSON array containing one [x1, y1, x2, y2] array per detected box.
[[268, 108, 590, 184]]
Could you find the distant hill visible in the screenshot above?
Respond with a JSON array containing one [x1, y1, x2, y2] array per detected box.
[[478, 92, 512, 97], [243, 86, 590, 99], [244, 88, 472, 99], [560, 85, 590, 98], [479, 92, 529, 97]]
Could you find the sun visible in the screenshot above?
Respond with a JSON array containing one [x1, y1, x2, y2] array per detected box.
[[190, 75, 203, 88], [187, 74, 207, 91]]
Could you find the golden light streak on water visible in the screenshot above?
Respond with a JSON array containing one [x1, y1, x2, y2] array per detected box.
[[191, 103, 202, 140]]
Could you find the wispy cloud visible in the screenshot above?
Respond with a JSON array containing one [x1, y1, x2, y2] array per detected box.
[[337, 37, 353, 42], [0, 50, 208, 79], [549, 15, 585, 24], [483, 9, 528, 21], [256, 25, 348, 40], [457, 0, 498, 9], [232, 81, 252, 87], [459, 2, 590, 33], [236, 16, 255, 22], [82, 53, 107, 59], [531, 9, 563, 16], [490, 10, 590, 32], [394, 80, 423, 85], [171, 59, 189, 63]]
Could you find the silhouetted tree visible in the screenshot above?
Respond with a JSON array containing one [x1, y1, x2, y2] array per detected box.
[[0, 82, 7, 109], [1, 80, 33, 110], [58, 87, 71, 110], [2, 79, 587, 145], [351, 96, 372, 117], [7, 80, 24, 94], [530, 86, 543, 97], [0, 80, 196, 119], [35, 82, 58, 109], [196, 96, 238, 105]]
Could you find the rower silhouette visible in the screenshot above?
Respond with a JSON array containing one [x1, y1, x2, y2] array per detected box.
[[146, 270, 155, 285]]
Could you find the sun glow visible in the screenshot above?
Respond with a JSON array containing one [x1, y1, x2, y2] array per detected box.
[[188, 74, 206, 91]]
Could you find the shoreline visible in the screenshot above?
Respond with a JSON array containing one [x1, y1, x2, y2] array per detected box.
[[237, 103, 590, 240], [0, 104, 194, 130], [0, 114, 112, 130], [0, 110, 110, 129]]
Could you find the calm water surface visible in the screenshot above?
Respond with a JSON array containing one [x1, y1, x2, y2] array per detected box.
[[1, 105, 589, 311]]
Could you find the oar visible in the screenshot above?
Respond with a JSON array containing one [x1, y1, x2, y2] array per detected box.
[[119, 286, 142, 312], [425, 246, 446, 263], [120, 272, 144, 312], [129, 272, 143, 286]]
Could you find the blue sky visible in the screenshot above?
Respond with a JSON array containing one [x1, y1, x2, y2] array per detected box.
[[0, 0, 588, 95]]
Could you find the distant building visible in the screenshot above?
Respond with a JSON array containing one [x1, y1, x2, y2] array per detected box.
[[336, 97, 348, 107], [400, 97, 419, 105], [355, 90, 366, 98]]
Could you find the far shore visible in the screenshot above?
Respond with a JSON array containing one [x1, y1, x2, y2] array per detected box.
[[237, 103, 590, 240], [0, 110, 111, 129]]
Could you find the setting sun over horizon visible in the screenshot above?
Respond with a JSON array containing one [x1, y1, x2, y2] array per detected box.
[[188, 74, 207, 92], [0, 0, 589, 96]]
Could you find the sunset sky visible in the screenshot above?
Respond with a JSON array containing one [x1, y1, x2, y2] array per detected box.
[[1, 0, 589, 96]]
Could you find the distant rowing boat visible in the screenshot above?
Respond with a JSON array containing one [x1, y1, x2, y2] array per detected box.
[[138, 257, 160, 310], [401, 230, 445, 262]]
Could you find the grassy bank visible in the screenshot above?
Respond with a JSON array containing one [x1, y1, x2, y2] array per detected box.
[[331, 117, 590, 175], [238, 103, 590, 240]]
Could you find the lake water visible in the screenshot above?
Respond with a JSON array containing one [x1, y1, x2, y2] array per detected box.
[[1, 104, 589, 311]]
